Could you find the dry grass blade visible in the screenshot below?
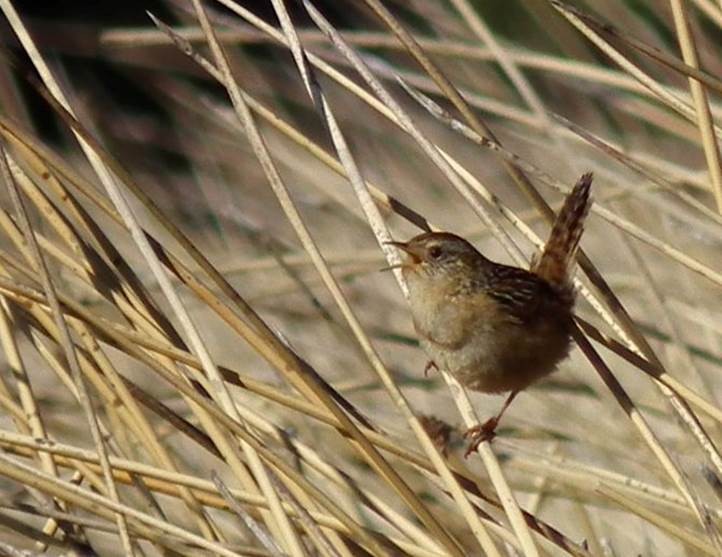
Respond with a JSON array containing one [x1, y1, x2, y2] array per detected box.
[[0, 11, 584, 548], [148, 15, 433, 238], [212, 471, 286, 557], [300, 1, 542, 554], [0, 540, 41, 557], [5, 5, 307, 553], [576, 318, 722, 424], [1, 102, 376, 434], [396, 76, 719, 515], [99, 23, 722, 117], [550, 113, 722, 227], [400, 80, 722, 287], [550, 0, 722, 142], [0, 145, 134, 554], [1, 0, 721, 554], [188, 1, 463, 554], [668, 0, 722, 213], [0, 296, 65, 547], [0, 259, 598, 554], [397, 8, 717, 535], [560, 1, 722, 97], [22, 39, 419, 555], [0, 428, 420, 547], [447, 0, 548, 123], [402, 73, 722, 499], [0, 451, 241, 557], [4, 34, 396, 557], [0, 149, 222, 539], [558, 0, 722, 214], [597, 483, 718, 556], [265, 472, 342, 557], [271, 1, 501, 554], [0, 272, 410, 555]]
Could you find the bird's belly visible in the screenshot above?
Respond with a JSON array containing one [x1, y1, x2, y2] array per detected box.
[[423, 324, 571, 393]]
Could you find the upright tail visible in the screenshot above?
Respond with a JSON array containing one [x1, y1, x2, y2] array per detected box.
[[532, 173, 593, 286]]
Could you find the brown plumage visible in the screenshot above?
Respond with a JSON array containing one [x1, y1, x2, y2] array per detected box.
[[532, 172, 593, 286], [389, 174, 593, 455]]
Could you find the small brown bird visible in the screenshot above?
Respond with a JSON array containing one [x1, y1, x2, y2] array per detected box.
[[389, 173, 593, 456]]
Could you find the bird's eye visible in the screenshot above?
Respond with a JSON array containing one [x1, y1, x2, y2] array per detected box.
[[428, 245, 443, 259]]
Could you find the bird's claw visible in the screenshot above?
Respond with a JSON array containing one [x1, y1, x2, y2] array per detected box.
[[463, 417, 499, 458], [423, 360, 438, 377]]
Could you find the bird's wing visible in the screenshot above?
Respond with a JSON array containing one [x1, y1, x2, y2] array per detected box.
[[482, 265, 552, 324]]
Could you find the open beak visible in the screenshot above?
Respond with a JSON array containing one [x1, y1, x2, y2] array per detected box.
[[384, 240, 422, 264], [379, 263, 405, 272]]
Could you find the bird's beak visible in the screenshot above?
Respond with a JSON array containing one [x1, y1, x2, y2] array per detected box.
[[384, 240, 422, 264], [378, 263, 405, 272]]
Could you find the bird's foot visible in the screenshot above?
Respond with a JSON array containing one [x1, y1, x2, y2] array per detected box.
[[463, 417, 499, 458], [423, 360, 438, 377]]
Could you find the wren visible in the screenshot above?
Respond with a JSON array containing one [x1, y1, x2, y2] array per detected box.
[[389, 173, 593, 456]]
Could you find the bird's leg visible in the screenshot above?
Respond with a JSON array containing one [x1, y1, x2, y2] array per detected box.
[[463, 390, 519, 458], [423, 360, 438, 377]]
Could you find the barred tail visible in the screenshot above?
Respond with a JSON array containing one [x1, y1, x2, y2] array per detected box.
[[532, 173, 593, 286]]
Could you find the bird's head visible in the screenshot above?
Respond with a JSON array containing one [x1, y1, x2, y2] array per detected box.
[[386, 232, 486, 280]]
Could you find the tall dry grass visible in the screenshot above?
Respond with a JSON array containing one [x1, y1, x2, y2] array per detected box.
[[0, 0, 720, 555]]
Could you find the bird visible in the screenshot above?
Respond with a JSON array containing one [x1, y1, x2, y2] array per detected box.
[[388, 173, 593, 456]]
